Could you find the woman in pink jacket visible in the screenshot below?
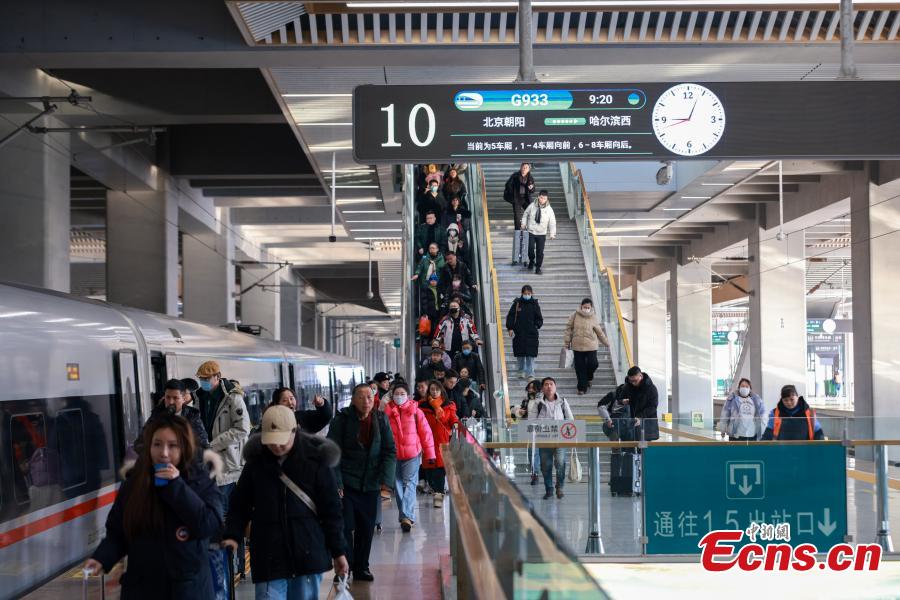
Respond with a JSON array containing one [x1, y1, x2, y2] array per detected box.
[[383, 382, 436, 532]]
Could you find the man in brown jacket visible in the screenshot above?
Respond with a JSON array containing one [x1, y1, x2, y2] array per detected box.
[[563, 298, 610, 395]]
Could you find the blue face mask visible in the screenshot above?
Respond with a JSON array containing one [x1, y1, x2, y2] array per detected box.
[[462, 348, 472, 356], [522, 294, 532, 301], [199, 380, 212, 392]]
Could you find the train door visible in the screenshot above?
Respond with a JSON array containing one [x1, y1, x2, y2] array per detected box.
[[149, 352, 166, 402], [113, 350, 142, 466], [281, 362, 291, 388], [165, 353, 177, 380]]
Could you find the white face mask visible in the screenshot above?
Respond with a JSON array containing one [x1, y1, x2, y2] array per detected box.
[[738, 387, 751, 398], [393, 393, 409, 406]]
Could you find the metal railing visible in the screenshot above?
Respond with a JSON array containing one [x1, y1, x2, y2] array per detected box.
[[562, 163, 634, 383], [402, 165, 418, 380]]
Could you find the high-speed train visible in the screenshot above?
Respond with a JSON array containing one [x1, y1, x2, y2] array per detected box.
[[0, 281, 364, 598]]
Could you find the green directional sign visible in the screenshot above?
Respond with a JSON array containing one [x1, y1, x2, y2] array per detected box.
[[711, 331, 730, 345], [643, 444, 847, 554], [393, 337, 401, 349]]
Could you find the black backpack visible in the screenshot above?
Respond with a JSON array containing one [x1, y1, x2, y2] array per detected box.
[[503, 175, 515, 204]]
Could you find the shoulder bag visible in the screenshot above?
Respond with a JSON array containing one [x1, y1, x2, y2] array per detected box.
[[279, 471, 318, 516]]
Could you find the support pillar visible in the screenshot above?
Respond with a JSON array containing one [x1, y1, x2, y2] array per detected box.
[[852, 168, 900, 457], [670, 260, 712, 424], [748, 207, 808, 408], [637, 271, 670, 415], [107, 187, 178, 314], [241, 261, 280, 340], [182, 224, 235, 326], [301, 302, 316, 348], [279, 275, 301, 346], [0, 124, 70, 292]]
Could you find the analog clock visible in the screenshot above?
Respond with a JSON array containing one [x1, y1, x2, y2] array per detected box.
[[652, 84, 725, 157]]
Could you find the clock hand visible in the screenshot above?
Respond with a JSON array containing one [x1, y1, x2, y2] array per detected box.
[[686, 99, 699, 121]]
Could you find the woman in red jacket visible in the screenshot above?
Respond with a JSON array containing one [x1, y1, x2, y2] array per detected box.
[[418, 380, 459, 509], [383, 382, 436, 532]]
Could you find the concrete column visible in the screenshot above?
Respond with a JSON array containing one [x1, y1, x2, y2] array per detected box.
[[748, 208, 808, 409], [280, 275, 301, 345], [637, 271, 670, 415], [241, 262, 281, 340], [301, 302, 316, 348], [852, 169, 900, 455], [670, 261, 712, 425], [182, 225, 235, 326], [107, 187, 178, 314], [0, 125, 70, 292]]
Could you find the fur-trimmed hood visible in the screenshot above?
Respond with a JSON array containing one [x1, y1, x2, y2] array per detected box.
[[119, 449, 224, 481], [243, 430, 341, 468]]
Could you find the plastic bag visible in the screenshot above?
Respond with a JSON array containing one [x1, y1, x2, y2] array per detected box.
[[559, 348, 574, 369], [567, 448, 583, 483], [330, 574, 354, 600]]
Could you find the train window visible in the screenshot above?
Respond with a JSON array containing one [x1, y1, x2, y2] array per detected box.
[[10, 413, 58, 505], [56, 409, 87, 490]]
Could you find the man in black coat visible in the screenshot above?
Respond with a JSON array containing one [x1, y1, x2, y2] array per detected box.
[[440, 251, 476, 291], [224, 406, 349, 593], [452, 340, 485, 390], [137, 379, 209, 451], [442, 370, 469, 419], [621, 366, 660, 441]]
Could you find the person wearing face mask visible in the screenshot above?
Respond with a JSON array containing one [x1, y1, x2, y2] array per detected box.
[[419, 381, 460, 508], [762, 385, 824, 441], [717, 378, 766, 441], [442, 273, 472, 306], [564, 298, 610, 395], [452, 340, 485, 390], [506, 285, 543, 380], [434, 300, 482, 355], [417, 180, 446, 224], [520, 190, 557, 275], [456, 367, 484, 419], [383, 383, 436, 532], [414, 211, 448, 256], [439, 251, 476, 293], [223, 406, 348, 599], [503, 162, 535, 265]]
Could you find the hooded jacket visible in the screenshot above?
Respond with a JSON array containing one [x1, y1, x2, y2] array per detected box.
[[224, 433, 345, 582], [198, 378, 251, 485], [717, 391, 766, 439], [761, 397, 825, 441], [383, 400, 436, 462], [622, 372, 660, 441], [92, 452, 224, 600], [564, 309, 610, 352], [521, 200, 557, 237], [419, 399, 459, 469], [327, 406, 397, 492]]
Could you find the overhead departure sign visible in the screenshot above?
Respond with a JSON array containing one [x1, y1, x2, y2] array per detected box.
[[352, 81, 900, 163]]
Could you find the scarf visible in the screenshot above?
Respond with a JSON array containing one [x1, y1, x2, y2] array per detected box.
[[535, 201, 542, 224], [429, 397, 445, 420]]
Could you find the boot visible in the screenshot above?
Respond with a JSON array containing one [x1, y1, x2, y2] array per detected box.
[[433, 493, 444, 508]]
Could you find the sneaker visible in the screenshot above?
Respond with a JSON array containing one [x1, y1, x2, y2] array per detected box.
[[433, 493, 444, 508], [375, 524, 382, 534], [380, 487, 391, 501], [534, 267, 543, 275], [526, 261, 533, 270], [353, 570, 375, 582], [416, 480, 425, 493], [400, 518, 412, 532], [542, 490, 553, 500], [577, 390, 585, 396], [530, 473, 538, 486], [556, 488, 565, 499], [519, 371, 528, 380]]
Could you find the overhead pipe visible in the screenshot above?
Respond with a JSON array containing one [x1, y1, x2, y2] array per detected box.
[[516, 0, 538, 82], [839, 0, 858, 79]]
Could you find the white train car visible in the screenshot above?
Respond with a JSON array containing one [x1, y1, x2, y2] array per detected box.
[[0, 282, 363, 598]]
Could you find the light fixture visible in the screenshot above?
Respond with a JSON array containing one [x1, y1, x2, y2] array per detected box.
[[309, 145, 353, 151], [336, 199, 382, 205], [342, 210, 386, 214], [822, 318, 837, 334], [680, 196, 712, 200], [597, 235, 650, 239], [282, 93, 352, 98], [297, 122, 353, 126], [663, 208, 692, 211], [329, 185, 380, 189], [346, 220, 402, 223], [595, 218, 670, 222], [701, 182, 733, 187], [727, 330, 739, 343], [354, 236, 402, 240], [350, 228, 403, 232], [348, 0, 888, 6], [323, 168, 374, 173]]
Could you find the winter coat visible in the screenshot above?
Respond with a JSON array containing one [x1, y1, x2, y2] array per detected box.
[[137, 404, 209, 452], [761, 397, 825, 441], [504, 171, 534, 208], [452, 351, 484, 384], [297, 398, 333, 434], [414, 254, 446, 289], [506, 297, 543, 358], [414, 222, 448, 254], [433, 313, 480, 351], [419, 400, 459, 469], [717, 391, 766, 439], [416, 191, 445, 223], [199, 379, 251, 485], [443, 177, 468, 205], [441, 202, 471, 230], [327, 407, 397, 492], [521, 201, 557, 238], [531, 394, 575, 421], [92, 453, 224, 600], [459, 384, 484, 418], [564, 309, 610, 352], [224, 433, 344, 583], [384, 400, 436, 462], [440, 260, 475, 290], [442, 281, 473, 306], [443, 383, 469, 420], [621, 372, 660, 441]]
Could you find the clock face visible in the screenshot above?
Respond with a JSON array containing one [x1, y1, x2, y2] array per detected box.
[[652, 84, 726, 157]]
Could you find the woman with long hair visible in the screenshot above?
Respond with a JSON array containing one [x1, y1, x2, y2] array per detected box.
[[85, 415, 224, 599], [418, 380, 459, 508]]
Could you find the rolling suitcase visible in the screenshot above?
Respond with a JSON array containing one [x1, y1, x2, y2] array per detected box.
[[609, 450, 641, 496]]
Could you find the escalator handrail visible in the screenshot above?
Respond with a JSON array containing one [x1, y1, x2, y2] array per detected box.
[[573, 165, 635, 369], [479, 168, 512, 419]]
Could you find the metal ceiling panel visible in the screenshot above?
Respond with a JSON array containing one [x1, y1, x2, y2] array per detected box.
[[238, 2, 307, 42]]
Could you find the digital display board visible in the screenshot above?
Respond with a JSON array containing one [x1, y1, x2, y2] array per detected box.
[[352, 81, 900, 163]]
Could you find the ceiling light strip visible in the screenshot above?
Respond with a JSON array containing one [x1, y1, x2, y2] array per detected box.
[[346, 1, 888, 8]]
